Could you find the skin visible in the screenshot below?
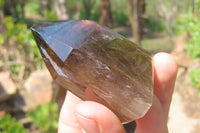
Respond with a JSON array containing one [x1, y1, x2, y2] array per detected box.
[[58, 52, 178, 133]]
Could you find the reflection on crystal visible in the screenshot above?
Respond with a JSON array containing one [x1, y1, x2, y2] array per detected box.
[[31, 20, 153, 122]]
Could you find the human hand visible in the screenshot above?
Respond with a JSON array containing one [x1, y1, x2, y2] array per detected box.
[[58, 52, 178, 133]]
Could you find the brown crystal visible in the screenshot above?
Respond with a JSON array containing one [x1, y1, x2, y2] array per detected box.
[[31, 20, 153, 122]]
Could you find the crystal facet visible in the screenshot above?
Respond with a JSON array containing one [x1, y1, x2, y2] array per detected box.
[[31, 20, 153, 122]]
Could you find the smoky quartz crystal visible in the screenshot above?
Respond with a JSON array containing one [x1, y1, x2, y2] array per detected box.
[[31, 20, 153, 122]]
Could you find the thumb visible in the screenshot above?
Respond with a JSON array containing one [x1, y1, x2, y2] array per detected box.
[[75, 101, 126, 133]]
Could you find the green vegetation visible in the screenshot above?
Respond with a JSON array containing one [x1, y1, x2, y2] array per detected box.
[[0, 16, 41, 74], [174, 14, 200, 59], [0, 34, 4, 44], [0, 115, 26, 133], [113, 11, 129, 25], [79, 8, 100, 21], [25, 0, 57, 21], [27, 103, 59, 133], [174, 0, 200, 94], [25, 1, 40, 15], [3, 17, 33, 46], [110, 0, 129, 25], [190, 68, 200, 94], [0, 103, 58, 133], [144, 16, 166, 32], [0, 0, 4, 8]]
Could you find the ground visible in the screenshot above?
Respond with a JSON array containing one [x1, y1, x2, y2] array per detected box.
[[168, 65, 200, 133]]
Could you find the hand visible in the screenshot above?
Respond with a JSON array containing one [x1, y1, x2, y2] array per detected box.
[[58, 52, 178, 133]]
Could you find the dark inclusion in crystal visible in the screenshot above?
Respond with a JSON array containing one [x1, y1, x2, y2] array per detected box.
[[31, 20, 153, 122]]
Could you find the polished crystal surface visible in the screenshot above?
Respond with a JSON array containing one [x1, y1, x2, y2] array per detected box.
[[31, 20, 153, 122]]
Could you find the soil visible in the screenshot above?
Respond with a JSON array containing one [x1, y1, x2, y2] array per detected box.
[[168, 66, 200, 133]]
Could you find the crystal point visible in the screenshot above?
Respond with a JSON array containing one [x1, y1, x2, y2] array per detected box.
[[31, 20, 153, 122]]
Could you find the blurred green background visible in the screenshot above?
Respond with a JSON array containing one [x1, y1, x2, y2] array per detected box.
[[0, 0, 200, 132]]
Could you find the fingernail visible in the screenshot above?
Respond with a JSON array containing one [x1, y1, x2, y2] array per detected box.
[[75, 113, 100, 133]]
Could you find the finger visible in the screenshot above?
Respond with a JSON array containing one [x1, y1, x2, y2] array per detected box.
[[58, 92, 125, 133], [135, 96, 168, 133], [136, 52, 178, 133], [58, 91, 83, 133], [75, 101, 126, 133], [153, 52, 178, 118]]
